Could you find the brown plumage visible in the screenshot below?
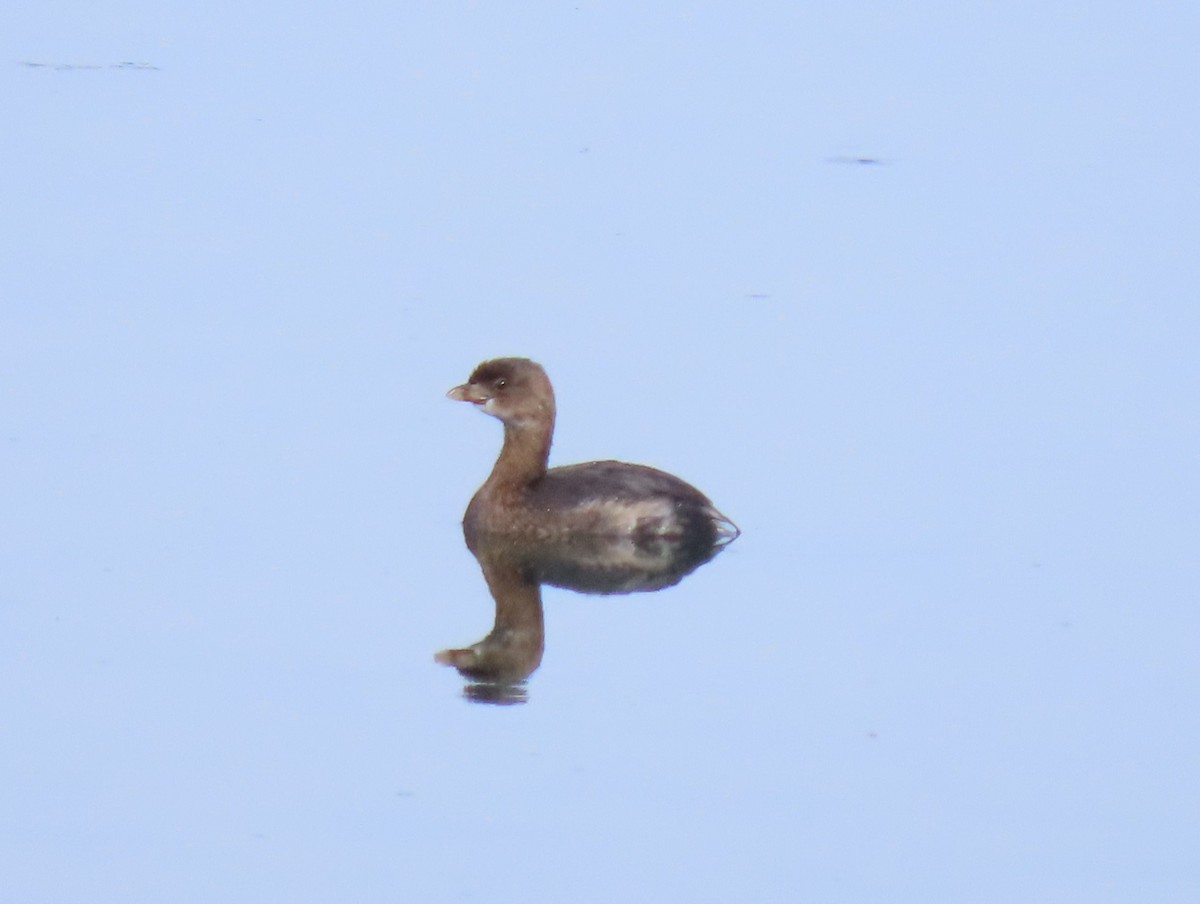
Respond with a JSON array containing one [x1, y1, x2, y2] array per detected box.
[[447, 357, 739, 549]]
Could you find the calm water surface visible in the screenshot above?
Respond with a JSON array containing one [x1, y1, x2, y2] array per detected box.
[[3, 3, 1199, 902]]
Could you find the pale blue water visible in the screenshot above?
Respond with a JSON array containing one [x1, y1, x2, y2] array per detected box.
[[3, 3, 1199, 901]]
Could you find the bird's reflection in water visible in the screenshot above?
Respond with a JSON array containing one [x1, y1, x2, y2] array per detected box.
[[436, 527, 733, 704]]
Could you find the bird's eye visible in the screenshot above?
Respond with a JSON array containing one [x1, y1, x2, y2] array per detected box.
[[495, 379, 507, 389]]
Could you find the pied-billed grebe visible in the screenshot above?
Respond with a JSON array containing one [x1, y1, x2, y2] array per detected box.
[[448, 357, 739, 547]]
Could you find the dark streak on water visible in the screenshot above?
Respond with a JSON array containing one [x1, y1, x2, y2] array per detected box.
[[20, 61, 161, 71]]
